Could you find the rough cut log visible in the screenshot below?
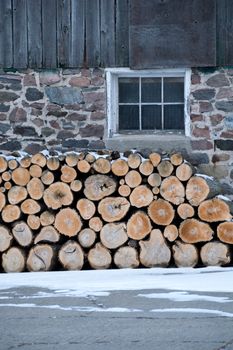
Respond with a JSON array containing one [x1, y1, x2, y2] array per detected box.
[[119, 179, 125, 185], [127, 153, 141, 169], [2, 171, 11, 182], [4, 182, 12, 190], [65, 153, 79, 167], [84, 175, 117, 201], [47, 157, 60, 171], [34, 225, 60, 244], [0, 156, 8, 173], [2, 204, 21, 223], [0, 226, 13, 252], [31, 153, 47, 167], [0, 176, 2, 185], [200, 242, 231, 266], [160, 176, 185, 205], [98, 197, 130, 222], [114, 246, 139, 269], [118, 184, 131, 197], [198, 198, 232, 222], [55, 208, 82, 237], [172, 241, 199, 267], [89, 217, 103, 232], [12, 167, 30, 186], [177, 203, 195, 220], [157, 160, 174, 177], [112, 159, 129, 177], [76, 198, 96, 220], [186, 176, 221, 206], [139, 160, 153, 176], [85, 153, 96, 164], [149, 152, 161, 167], [2, 247, 25, 273], [129, 185, 153, 208], [41, 170, 54, 185], [19, 155, 31, 168], [0, 192, 6, 210], [139, 229, 171, 267], [147, 173, 161, 187], [100, 223, 128, 249], [170, 153, 183, 166], [78, 228, 96, 248], [93, 158, 111, 174], [77, 159, 91, 173], [40, 211, 55, 226], [176, 163, 194, 182], [148, 199, 175, 225], [8, 159, 18, 170], [70, 179, 82, 192], [127, 211, 152, 240], [21, 199, 41, 215], [29, 164, 42, 178], [217, 222, 233, 244], [27, 215, 40, 230], [58, 240, 84, 270], [27, 244, 55, 272], [152, 186, 160, 195], [61, 165, 77, 183], [179, 219, 214, 243], [27, 178, 44, 200], [87, 243, 112, 269], [125, 170, 142, 188], [43, 182, 73, 209], [12, 221, 33, 247], [164, 225, 179, 242]]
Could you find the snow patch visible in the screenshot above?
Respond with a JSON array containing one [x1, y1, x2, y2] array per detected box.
[[150, 308, 233, 318], [138, 291, 232, 303]]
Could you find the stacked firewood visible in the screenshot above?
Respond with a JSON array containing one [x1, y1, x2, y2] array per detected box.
[[0, 150, 232, 273]]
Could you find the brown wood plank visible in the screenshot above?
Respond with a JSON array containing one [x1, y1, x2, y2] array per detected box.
[[27, 0, 42, 68], [70, 0, 85, 67], [100, 0, 115, 67], [13, 0, 28, 68], [0, 0, 13, 68], [216, 0, 233, 66], [57, 0, 71, 67], [42, 0, 57, 68], [85, 0, 100, 67], [116, 0, 129, 67]]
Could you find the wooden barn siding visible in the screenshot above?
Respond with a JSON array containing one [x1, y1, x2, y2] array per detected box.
[[0, 0, 232, 69]]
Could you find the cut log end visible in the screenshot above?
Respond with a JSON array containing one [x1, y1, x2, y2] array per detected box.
[[200, 242, 231, 266], [58, 241, 84, 270]]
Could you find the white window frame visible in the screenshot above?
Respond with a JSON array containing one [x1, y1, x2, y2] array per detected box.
[[106, 68, 191, 138]]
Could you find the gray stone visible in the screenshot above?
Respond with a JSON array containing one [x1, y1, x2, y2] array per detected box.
[[24, 143, 46, 155], [197, 164, 228, 180], [62, 69, 80, 75], [0, 123, 11, 134], [215, 101, 233, 112], [206, 74, 230, 87], [46, 111, 67, 117], [26, 88, 44, 101], [224, 115, 233, 130], [0, 140, 22, 151], [30, 102, 45, 110], [192, 89, 215, 100], [67, 113, 87, 121], [88, 140, 105, 149], [0, 104, 10, 112], [199, 102, 213, 113], [0, 113, 7, 121], [10, 83, 22, 91], [216, 87, 233, 99], [185, 152, 210, 166], [221, 182, 233, 195], [80, 124, 104, 138], [0, 76, 21, 84], [61, 121, 75, 130], [0, 84, 4, 89], [39, 70, 61, 85], [230, 169, 233, 180], [62, 139, 89, 148], [57, 130, 75, 139], [45, 87, 83, 105], [23, 74, 36, 86], [215, 139, 233, 150], [9, 108, 27, 123], [41, 127, 56, 137], [14, 126, 37, 137], [0, 91, 19, 103]]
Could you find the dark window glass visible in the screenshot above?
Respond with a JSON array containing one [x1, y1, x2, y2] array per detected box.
[[119, 78, 139, 103], [164, 77, 184, 102], [164, 104, 184, 130], [141, 78, 161, 103], [142, 105, 162, 130], [119, 105, 139, 130]]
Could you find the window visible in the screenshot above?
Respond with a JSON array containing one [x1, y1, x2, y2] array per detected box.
[[106, 68, 191, 138]]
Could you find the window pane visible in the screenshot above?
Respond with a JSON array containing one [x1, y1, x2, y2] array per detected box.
[[164, 77, 184, 102], [142, 105, 162, 130], [119, 105, 139, 130], [164, 104, 184, 130], [141, 78, 161, 102], [119, 78, 139, 103]]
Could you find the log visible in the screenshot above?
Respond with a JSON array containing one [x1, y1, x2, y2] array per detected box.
[[78, 228, 96, 248], [198, 198, 232, 222], [76, 198, 96, 220], [200, 242, 231, 266], [65, 153, 79, 167], [93, 158, 111, 174], [85, 153, 96, 164], [2, 171, 11, 182], [164, 225, 179, 242], [152, 187, 160, 195], [84, 175, 117, 201], [129, 185, 153, 208], [157, 160, 174, 177], [21, 199, 41, 215], [27, 215, 40, 230], [47, 157, 60, 171], [111, 159, 129, 176], [12, 221, 33, 247], [179, 219, 214, 243], [172, 241, 199, 267], [139, 160, 153, 176], [139, 229, 171, 267], [127, 153, 141, 169], [147, 173, 161, 187], [0, 156, 8, 173], [149, 152, 161, 167], [127, 211, 152, 240], [34, 225, 60, 244], [217, 222, 233, 244], [100, 223, 128, 249], [118, 184, 131, 197], [177, 203, 195, 220], [170, 153, 183, 166], [2, 204, 21, 223], [7, 186, 27, 205], [98, 197, 130, 222], [41, 170, 54, 185], [148, 199, 175, 225], [43, 182, 73, 209], [29, 164, 42, 178], [2, 247, 25, 273], [8, 159, 18, 170], [125, 170, 142, 188], [55, 208, 82, 237], [4, 182, 12, 190], [40, 211, 55, 226], [186, 176, 221, 206], [176, 163, 194, 182], [160, 176, 185, 205], [87, 243, 112, 269], [31, 153, 47, 167], [61, 165, 77, 183], [77, 159, 91, 173], [0, 192, 6, 210], [0, 226, 13, 252], [19, 155, 31, 168], [26, 244, 55, 272], [58, 240, 84, 270], [114, 246, 139, 269], [12, 167, 30, 186], [119, 179, 125, 185], [27, 178, 44, 200], [89, 216, 103, 232]]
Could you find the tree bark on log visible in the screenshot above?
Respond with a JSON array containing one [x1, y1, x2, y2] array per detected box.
[[172, 241, 199, 267], [148, 199, 175, 225], [127, 211, 152, 240], [198, 198, 232, 222], [2, 247, 25, 272], [114, 246, 139, 268], [43, 182, 73, 209], [88, 243, 112, 269], [58, 240, 84, 270], [0, 226, 13, 252], [55, 208, 82, 237], [34, 226, 60, 244], [78, 228, 96, 248], [98, 197, 130, 222], [100, 223, 128, 249], [84, 175, 117, 201], [179, 219, 214, 243], [217, 222, 233, 244], [160, 176, 185, 205], [27, 244, 55, 271], [12, 221, 33, 247], [200, 242, 231, 266]]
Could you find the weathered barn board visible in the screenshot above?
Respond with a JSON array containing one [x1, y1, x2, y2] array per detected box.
[[13, 0, 28, 68], [216, 0, 233, 66], [100, 0, 116, 67], [42, 0, 57, 68], [27, 0, 42, 68], [70, 0, 85, 67], [57, 0, 71, 67], [115, 0, 129, 67], [129, 0, 216, 68], [0, 0, 13, 68], [85, 0, 100, 67]]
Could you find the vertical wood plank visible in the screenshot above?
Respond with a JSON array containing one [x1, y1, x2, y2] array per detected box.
[[13, 0, 28, 68], [85, 0, 100, 67], [216, 0, 233, 66], [0, 0, 13, 68], [42, 0, 57, 68], [100, 0, 115, 67], [70, 0, 85, 67], [27, 0, 42, 68], [116, 0, 129, 67], [57, 0, 71, 67]]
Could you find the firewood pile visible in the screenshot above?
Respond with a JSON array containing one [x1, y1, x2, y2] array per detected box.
[[0, 150, 232, 273]]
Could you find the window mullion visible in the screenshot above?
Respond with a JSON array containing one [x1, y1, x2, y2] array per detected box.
[[139, 77, 142, 131], [161, 77, 164, 130]]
